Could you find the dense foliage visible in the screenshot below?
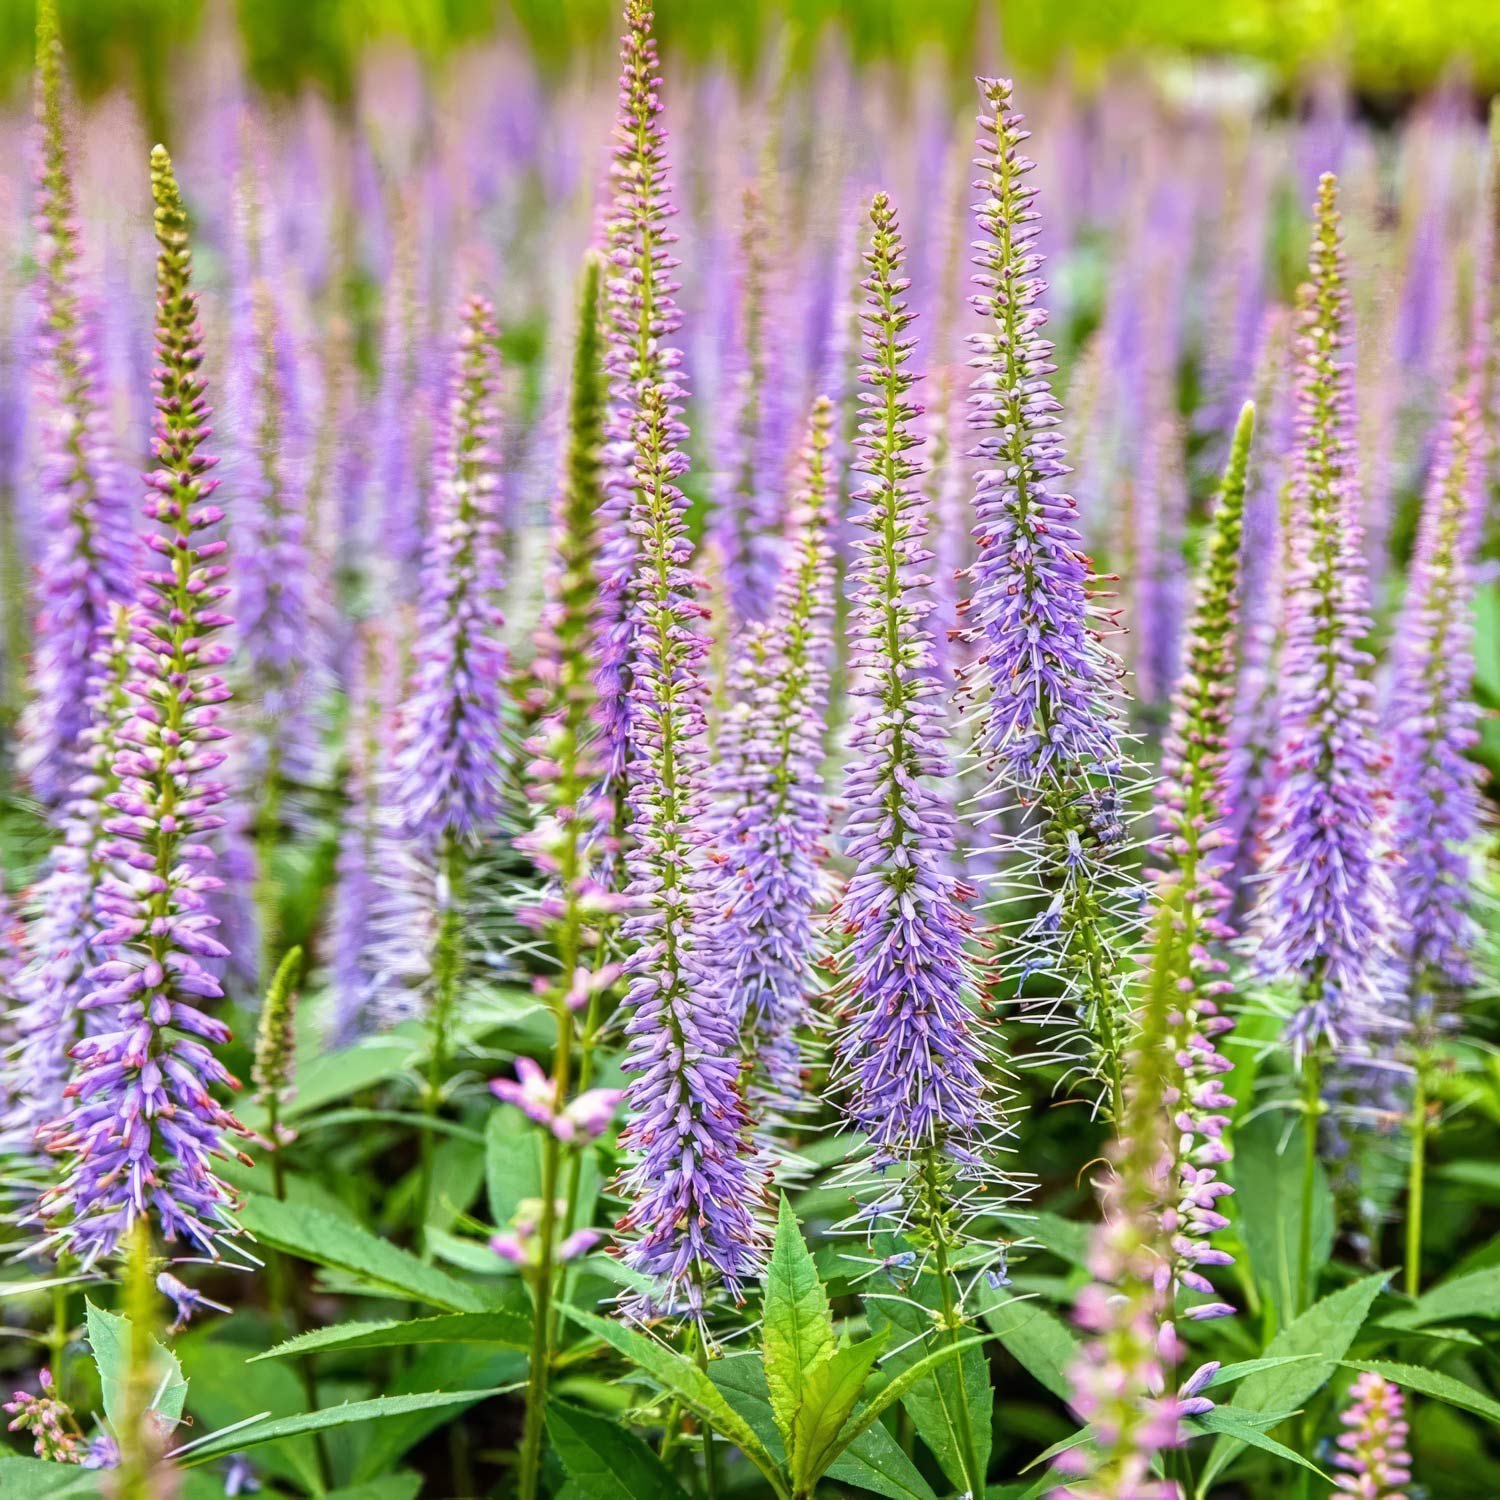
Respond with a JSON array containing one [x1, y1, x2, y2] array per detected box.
[[1, 1, 1499, 1498]]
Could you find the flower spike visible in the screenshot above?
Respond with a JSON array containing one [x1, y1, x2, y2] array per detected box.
[[41, 146, 249, 1266]]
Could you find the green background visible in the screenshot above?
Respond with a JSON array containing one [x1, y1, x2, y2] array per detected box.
[[3, 0, 1498, 136]]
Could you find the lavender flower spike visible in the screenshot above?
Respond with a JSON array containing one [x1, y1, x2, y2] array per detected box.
[[1388, 388, 1486, 1007], [614, 377, 768, 1317], [1249, 175, 1396, 1057], [19, 0, 135, 804], [1051, 927, 1220, 1496], [963, 78, 1133, 1103], [609, 2, 766, 1322], [387, 294, 508, 845], [1331, 1373, 1412, 1500], [832, 195, 988, 1160], [596, 0, 689, 875], [229, 132, 325, 800], [2, 605, 134, 1156], [1147, 403, 1255, 1319], [709, 395, 836, 1117], [39, 146, 249, 1266]]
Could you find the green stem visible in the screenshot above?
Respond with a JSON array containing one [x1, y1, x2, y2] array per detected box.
[[658, 1394, 686, 1466], [1297, 1048, 1323, 1316], [517, 1015, 574, 1499], [923, 1153, 984, 1498], [1405, 1063, 1428, 1298], [418, 844, 464, 1251], [695, 1328, 718, 1500], [266, 1094, 334, 1492]]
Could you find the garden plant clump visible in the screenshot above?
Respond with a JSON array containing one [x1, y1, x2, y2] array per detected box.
[[2, 1, 1500, 1497]]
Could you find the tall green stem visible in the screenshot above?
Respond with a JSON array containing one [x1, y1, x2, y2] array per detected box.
[[517, 954, 578, 1500], [418, 843, 464, 1250], [1297, 1047, 1323, 1315], [922, 1153, 984, 1498], [1405, 1063, 1428, 1298], [266, 1090, 334, 1491], [696, 1327, 719, 1500]]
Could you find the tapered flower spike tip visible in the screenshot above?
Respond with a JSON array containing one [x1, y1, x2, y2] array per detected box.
[[965, 73, 1136, 1107], [20, 0, 136, 802], [253, 946, 304, 1108], [1249, 170, 1396, 1057], [41, 137, 246, 1266]]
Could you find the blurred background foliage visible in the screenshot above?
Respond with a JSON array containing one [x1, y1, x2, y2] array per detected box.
[[2, 0, 1499, 139]]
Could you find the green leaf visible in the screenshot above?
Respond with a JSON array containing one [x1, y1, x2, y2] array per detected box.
[[762, 1196, 835, 1446], [1188, 1410, 1332, 1490], [175, 1336, 325, 1493], [238, 1195, 487, 1311], [558, 1304, 789, 1497], [85, 1300, 188, 1431], [1382, 1268, 1500, 1329], [486, 1107, 543, 1226], [324, 1480, 423, 1500], [867, 1283, 993, 1492], [1198, 1270, 1387, 1491], [978, 1290, 1078, 1403], [1230, 1113, 1333, 1326], [352, 1345, 524, 1481], [1205, 1354, 1318, 1388], [1339, 1360, 1500, 1425], [0, 1459, 104, 1498], [709, 1355, 938, 1500], [831, 1335, 989, 1458], [546, 1400, 689, 1500], [284, 1034, 423, 1119], [252, 1310, 531, 1362], [788, 1337, 887, 1490], [176, 1389, 510, 1467], [995, 1210, 1091, 1268]]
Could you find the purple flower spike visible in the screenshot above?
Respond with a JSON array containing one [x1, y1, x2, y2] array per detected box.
[[1332, 1373, 1412, 1500], [966, 80, 1125, 781], [711, 181, 787, 624], [1388, 389, 1486, 1011], [329, 623, 400, 1045], [1249, 176, 1397, 1057], [19, 8, 136, 804], [708, 396, 836, 1118], [964, 78, 1134, 1099], [830, 193, 989, 1161], [228, 130, 327, 801], [2, 606, 135, 1157], [595, 0, 691, 879], [39, 147, 249, 1267], [388, 295, 508, 846], [1149, 403, 1256, 1316], [607, 3, 765, 1327]]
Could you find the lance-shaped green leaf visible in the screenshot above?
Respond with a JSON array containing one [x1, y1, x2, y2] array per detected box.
[[251, 1310, 532, 1362], [762, 1196, 836, 1446], [174, 1390, 510, 1467], [823, 1336, 989, 1460], [1187, 1410, 1332, 1490], [867, 1279, 993, 1491], [1197, 1270, 1387, 1491], [787, 1334, 887, 1491], [558, 1304, 790, 1498], [238, 1195, 487, 1311], [546, 1401, 689, 1500], [709, 1354, 938, 1500], [1381, 1267, 1500, 1329]]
